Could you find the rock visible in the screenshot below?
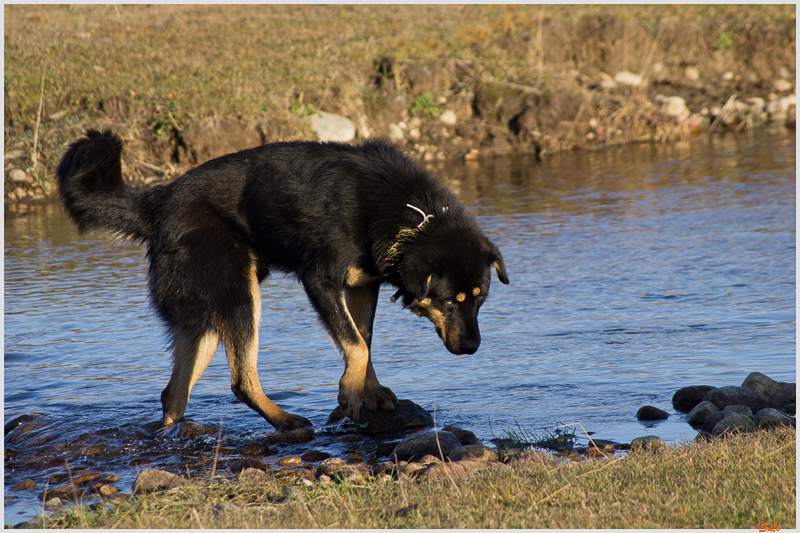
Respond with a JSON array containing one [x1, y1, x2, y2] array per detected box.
[[420, 460, 506, 481], [629, 436, 666, 453], [712, 414, 755, 436], [441, 425, 480, 446], [327, 399, 433, 435], [44, 497, 64, 510], [700, 411, 737, 434], [38, 485, 86, 502], [313, 458, 363, 480], [673, 385, 717, 412], [740, 372, 795, 409], [722, 405, 753, 417], [703, 386, 766, 413], [636, 405, 669, 421], [8, 169, 31, 183], [98, 474, 120, 483], [767, 95, 796, 121], [309, 111, 356, 142], [686, 401, 719, 429], [400, 462, 427, 477], [389, 123, 404, 141], [417, 454, 442, 465], [4, 413, 36, 436], [238, 467, 272, 484], [449, 445, 498, 462], [614, 71, 643, 87], [408, 127, 421, 141], [746, 97, 766, 110], [132, 469, 189, 494], [656, 96, 690, 122], [70, 473, 101, 485], [500, 449, 557, 467], [96, 484, 118, 498], [439, 110, 457, 126], [753, 408, 794, 429], [684, 66, 700, 81], [391, 429, 462, 462], [276, 455, 302, 467], [774, 78, 794, 93], [228, 458, 266, 473], [301, 451, 331, 463], [12, 480, 37, 491], [265, 427, 314, 444]]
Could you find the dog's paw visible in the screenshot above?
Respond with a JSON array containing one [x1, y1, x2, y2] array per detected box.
[[278, 413, 313, 431], [363, 380, 398, 413]]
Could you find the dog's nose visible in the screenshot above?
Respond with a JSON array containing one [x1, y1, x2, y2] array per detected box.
[[449, 337, 479, 355]]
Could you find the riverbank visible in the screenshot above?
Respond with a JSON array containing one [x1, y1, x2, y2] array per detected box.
[[19, 426, 796, 529], [4, 5, 796, 211]]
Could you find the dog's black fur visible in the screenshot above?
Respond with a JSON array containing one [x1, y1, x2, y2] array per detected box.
[[57, 129, 508, 430]]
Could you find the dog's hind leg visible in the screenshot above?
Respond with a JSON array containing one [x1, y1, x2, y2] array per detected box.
[[344, 283, 398, 413], [222, 266, 312, 431], [161, 330, 220, 427]]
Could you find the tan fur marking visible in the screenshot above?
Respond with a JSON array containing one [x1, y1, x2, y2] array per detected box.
[[346, 266, 381, 288], [473, 287, 481, 296], [419, 297, 432, 306], [456, 292, 466, 302]]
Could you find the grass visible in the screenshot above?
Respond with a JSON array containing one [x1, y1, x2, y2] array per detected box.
[[37, 426, 795, 529]]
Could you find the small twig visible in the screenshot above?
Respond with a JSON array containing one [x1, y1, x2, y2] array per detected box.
[[210, 418, 223, 479], [708, 94, 737, 134], [32, 69, 46, 170]]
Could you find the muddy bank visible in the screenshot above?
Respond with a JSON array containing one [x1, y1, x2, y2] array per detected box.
[[4, 7, 795, 211]]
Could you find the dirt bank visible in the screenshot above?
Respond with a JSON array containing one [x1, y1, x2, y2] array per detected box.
[[4, 5, 795, 212]]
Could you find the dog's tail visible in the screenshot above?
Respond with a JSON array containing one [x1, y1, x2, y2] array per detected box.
[[57, 129, 152, 241]]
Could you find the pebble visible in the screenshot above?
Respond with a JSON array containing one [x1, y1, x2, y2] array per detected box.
[[228, 458, 266, 473], [8, 169, 31, 183], [70, 473, 101, 485], [773, 78, 793, 92], [12, 480, 37, 491], [96, 484, 118, 498], [389, 123, 404, 142], [614, 71, 643, 87], [301, 451, 331, 463], [276, 455, 302, 467], [238, 467, 272, 485], [439, 110, 457, 126]]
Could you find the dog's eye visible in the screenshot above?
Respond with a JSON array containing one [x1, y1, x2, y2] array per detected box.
[[445, 298, 455, 305]]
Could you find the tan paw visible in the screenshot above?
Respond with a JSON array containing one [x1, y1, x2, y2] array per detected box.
[[363, 380, 398, 413], [338, 376, 364, 422], [277, 413, 312, 431]]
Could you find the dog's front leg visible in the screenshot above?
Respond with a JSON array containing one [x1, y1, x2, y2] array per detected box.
[[345, 284, 398, 413], [302, 278, 379, 421]]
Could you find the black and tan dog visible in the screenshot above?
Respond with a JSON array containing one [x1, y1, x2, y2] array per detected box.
[[57, 129, 509, 431]]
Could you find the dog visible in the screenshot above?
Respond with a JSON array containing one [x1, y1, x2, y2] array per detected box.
[[57, 129, 509, 431]]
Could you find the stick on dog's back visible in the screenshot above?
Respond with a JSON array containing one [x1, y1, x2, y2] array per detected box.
[[56, 129, 151, 241]]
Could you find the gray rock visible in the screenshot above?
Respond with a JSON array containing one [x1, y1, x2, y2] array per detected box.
[[132, 469, 189, 494], [701, 410, 737, 434], [686, 401, 719, 429], [722, 405, 753, 417], [309, 111, 356, 142], [448, 445, 498, 462], [703, 385, 766, 413], [391, 429, 462, 462], [711, 414, 755, 436], [629, 435, 666, 453], [327, 399, 433, 435], [636, 405, 669, 421], [238, 467, 272, 484], [441, 425, 480, 445], [753, 408, 794, 429], [672, 385, 717, 412], [741, 372, 796, 409]]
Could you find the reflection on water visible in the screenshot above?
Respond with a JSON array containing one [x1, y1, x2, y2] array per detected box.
[[4, 130, 796, 524]]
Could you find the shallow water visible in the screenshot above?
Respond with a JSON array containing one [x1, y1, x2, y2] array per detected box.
[[4, 129, 796, 524]]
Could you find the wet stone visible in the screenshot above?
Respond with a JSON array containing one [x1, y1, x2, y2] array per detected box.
[[686, 401, 719, 429], [753, 408, 794, 429], [265, 427, 315, 444], [228, 458, 266, 473], [327, 399, 433, 435], [636, 405, 669, 421], [703, 386, 767, 413], [95, 484, 118, 498], [4, 414, 37, 436], [441, 425, 480, 446], [277, 455, 303, 467], [301, 450, 331, 463], [391, 429, 462, 462], [98, 474, 120, 483], [722, 405, 753, 417], [70, 473, 101, 485], [12, 480, 37, 491], [44, 497, 64, 511], [712, 413, 756, 436], [672, 385, 717, 412], [700, 410, 736, 434], [741, 372, 796, 409], [241, 442, 274, 456], [38, 485, 87, 502]]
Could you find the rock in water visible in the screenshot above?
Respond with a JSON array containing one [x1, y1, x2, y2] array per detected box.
[[327, 399, 433, 434], [636, 405, 669, 421], [686, 401, 719, 429], [672, 385, 717, 412], [703, 386, 767, 413], [740, 372, 796, 409], [391, 429, 462, 462], [132, 469, 189, 494]]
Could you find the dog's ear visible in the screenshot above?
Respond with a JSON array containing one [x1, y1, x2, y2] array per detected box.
[[399, 256, 439, 301], [488, 244, 509, 285]]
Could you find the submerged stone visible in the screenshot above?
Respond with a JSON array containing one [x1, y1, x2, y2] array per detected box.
[[636, 405, 669, 421], [327, 399, 433, 435]]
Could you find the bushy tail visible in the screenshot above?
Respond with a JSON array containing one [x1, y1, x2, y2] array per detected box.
[[56, 129, 152, 241]]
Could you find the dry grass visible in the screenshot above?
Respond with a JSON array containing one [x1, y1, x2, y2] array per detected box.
[[41, 426, 795, 529]]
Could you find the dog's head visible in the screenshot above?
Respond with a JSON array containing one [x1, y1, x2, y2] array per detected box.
[[396, 221, 509, 355]]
